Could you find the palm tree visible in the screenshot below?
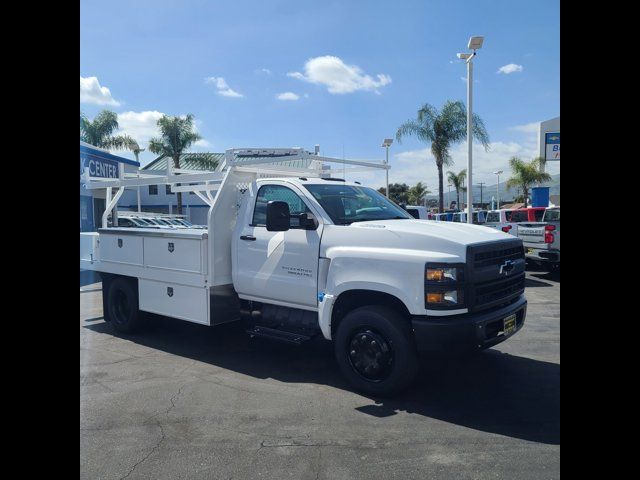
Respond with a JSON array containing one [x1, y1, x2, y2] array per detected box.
[[148, 114, 202, 214], [80, 110, 139, 151], [446, 169, 467, 210], [505, 157, 552, 206], [408, 182, 430, 205], [396, 100, 490, 213]]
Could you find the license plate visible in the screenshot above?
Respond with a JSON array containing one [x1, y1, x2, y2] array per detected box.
[[503, 314, 517, 335]]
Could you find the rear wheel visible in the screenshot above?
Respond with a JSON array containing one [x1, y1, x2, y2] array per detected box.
[[106, 277, 141, 333], [334, 306, 418, 397]]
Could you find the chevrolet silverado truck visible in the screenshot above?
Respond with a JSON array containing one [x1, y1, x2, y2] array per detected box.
[[517, 207, 560, 270], [80, 148, 527, 396]]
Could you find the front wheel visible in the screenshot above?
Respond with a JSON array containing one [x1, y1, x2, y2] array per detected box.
[[334, 306, 418, 397], [106, 277, 141, 333]]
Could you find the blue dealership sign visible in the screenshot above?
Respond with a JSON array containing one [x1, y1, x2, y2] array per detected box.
[[81, 152, 119, 178], [80, 143, 139, 179]]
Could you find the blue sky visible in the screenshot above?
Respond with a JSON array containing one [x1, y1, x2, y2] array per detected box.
[[80, 0, 560, 189]]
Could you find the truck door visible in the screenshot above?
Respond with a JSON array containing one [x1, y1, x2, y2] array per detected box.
[[235, 183, 322, 309]]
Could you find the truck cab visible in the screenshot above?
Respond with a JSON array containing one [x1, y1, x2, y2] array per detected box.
[[485, 209, 518, 236], [81, 149, 527, 396]]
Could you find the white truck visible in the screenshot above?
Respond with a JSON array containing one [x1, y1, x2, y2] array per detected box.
[[80, 148, 527, 396], [517, 207, 560, 270], [484, 209, 519, 236]]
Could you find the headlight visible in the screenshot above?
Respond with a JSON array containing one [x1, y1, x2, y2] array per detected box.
[[426, 267, 459, 282], [426, 289, 464, 306], [425, 263, 466, 309]]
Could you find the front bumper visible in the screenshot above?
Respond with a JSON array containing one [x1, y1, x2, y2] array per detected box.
[[411, 295, 527, 355], [525, 247, 560, 263]]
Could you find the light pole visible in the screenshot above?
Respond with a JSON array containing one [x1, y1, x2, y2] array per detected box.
[[381, 138, 393, 198], [447, 183, 452, 210], [458, 35, 484, 224], [493, 170, 503, 209], [133, 147, 145, 213]]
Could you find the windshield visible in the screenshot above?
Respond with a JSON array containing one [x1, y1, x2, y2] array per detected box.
[[303, 183, 412, 225]]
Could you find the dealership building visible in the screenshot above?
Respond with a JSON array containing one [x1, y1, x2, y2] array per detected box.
[[538, 116, 560, 167], [79, 142, 140, 231]]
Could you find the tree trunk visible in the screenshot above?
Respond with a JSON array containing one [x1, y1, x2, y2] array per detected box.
[[437, 161, 444, 213], [523, 186, 529, 207], [456, 188, 460, 210], [173, 156, 183, 215]]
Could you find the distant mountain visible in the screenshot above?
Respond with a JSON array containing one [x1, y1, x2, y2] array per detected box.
[[426, 174, 560, 206]]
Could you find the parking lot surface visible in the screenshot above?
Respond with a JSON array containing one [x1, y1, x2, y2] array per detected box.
[[80, 269, 559, 480]]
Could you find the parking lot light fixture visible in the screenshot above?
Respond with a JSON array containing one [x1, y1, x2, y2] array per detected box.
[[381, 138, 393, 198], [458, 35, 484, 224], [494, 170, 503, 209]]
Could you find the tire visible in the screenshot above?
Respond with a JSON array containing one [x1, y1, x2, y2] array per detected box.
[[334, 306, 418, 397], [106, 277, 141, 333]]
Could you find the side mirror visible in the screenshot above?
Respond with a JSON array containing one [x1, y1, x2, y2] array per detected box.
[[266, 201, 290, 231], [299, 212, 319, 230]]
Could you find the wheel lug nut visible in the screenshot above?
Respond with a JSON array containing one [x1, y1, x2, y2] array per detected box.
[[350, 350, 357, 357], [360, 335, 367, 342], [370, 340, 377, 347]]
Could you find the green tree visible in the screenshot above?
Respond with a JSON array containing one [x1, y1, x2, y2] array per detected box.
[[446, 169, 467, 210], [80, 110, 139, 150], [378, 183, 410, 204], [396, 101, 489, 213], [408, 182, 431, 205], [148, 114, 202, 214], [505, 157, 552, 206]]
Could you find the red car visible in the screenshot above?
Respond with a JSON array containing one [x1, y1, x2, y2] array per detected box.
[[510, 207, 546, 223]]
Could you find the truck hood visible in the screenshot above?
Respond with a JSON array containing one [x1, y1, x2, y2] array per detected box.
[[320, 219, 515, 261]]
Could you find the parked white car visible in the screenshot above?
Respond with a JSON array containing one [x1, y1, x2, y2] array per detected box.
[[405, 205, 432, 220]]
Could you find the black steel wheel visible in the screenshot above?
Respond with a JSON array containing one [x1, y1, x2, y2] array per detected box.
[[334, 305, 418, 397], [347, 328, 394, 382], [106, 277, 141, 333]]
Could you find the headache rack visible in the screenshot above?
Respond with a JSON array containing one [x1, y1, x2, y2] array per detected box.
[[81, 146, 390, 229]]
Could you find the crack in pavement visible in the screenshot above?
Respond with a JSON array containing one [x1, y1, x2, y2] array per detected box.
[[119, 384, 187, 480]]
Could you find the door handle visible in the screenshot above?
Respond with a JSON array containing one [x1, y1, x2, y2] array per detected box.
[[240, 235, 256, 241]]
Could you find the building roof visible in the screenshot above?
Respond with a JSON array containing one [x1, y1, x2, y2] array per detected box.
[[501, 202, 526, 210], [143, 153, 224, 171]]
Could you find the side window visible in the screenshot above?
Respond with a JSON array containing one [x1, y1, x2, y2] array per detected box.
[[511, 211, 526, 222], [149, 185, 158, 195], [534, 209, 544, 221], [252, 185, 312, 228], [166, 185, 174, 195], [407, 208, 420, 219], [505, 210, 513, 221]]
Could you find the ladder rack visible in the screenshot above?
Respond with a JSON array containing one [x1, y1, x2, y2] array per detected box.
[[81, 146, 390, 228]]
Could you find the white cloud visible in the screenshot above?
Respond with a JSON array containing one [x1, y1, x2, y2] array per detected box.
[[510, 122, 539, 134], [497, 63, 523, 74], [258, 68, 272, 75], [287, 55, 391, 94], [350, 139, 540, 190], [204, 77, 244, 98], [276, 92, 300, 101], [116, 111, 164, 144], [116, 111, 211, 149], [80, 76, 120, 106]]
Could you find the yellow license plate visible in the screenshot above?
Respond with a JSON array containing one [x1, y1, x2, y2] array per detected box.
[[503, 314, 517, 335]]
